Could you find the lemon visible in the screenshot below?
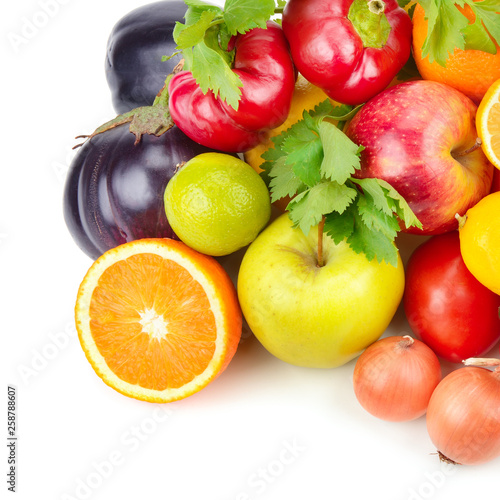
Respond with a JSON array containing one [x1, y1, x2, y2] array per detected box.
[[164, 153, 271, 256], [457, 191, 500, 295]]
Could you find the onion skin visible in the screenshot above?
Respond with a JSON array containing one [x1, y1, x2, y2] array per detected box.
[[426, 366, 500, 465], [353, 336, 442, 422]]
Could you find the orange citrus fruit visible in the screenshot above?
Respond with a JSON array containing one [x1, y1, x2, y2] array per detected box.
[[75, 238, 242, 402], [244, 75, 337, 211], [457, 191, 500, 295], [412, 2, 500, 104], [476, 78, 500, 170]]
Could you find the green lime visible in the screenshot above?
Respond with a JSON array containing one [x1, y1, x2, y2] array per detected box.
[[164, 153, 271, 256]]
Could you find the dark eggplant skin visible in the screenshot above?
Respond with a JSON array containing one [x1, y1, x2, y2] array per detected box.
[[63, 125, 217, 260], [105, 1, 186, 114]]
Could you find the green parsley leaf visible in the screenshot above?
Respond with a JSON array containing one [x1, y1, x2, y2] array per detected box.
[[419, 0, 500, 66], [224, 0, 276, 35], [174, 10, 217, 49], [347, 210, 400, 266], [183, 2, 223, 28], [356, 193, 401, 240], [463, 19, 496, 53], [184, 0, 216, 7], [282, 124, 323, 187], [350, 178, 393, 216], [172, 0, 277, 109], [419, 0, 468, 66], [323, 206, 355, 245], [263, 99, 421, 266], [397, 0, 413, 8], [189, 41, 242, 108], [318, 120, 363, 184], [375, 178, 423, 231], [268, 158, 306, 203], [287, 182, 358, 234], [463, 0, 500, 54]]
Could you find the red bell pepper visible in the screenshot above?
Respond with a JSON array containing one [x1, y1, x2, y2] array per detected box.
[[282, 0, 412, 105], [168, 20, 296, 153]]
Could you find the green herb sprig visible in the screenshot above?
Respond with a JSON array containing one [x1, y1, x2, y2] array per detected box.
[[260, 100, 422, 267], [170, 0, 277, 109], [416, 0, 500, 66]]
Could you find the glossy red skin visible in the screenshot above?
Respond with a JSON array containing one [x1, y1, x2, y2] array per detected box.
[[344, 80, 494, 234], [491, 167, 500, 193], [404, 232, 500, 363], [168, 21, 296, 152], [282, 0, 412, 105]]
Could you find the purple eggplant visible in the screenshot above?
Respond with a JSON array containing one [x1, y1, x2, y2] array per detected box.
[[63, 124, 217, 260], [105, 0, 186, 113]]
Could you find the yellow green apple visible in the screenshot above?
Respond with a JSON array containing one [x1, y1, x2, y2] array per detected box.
[[237, 213, 405, 368]]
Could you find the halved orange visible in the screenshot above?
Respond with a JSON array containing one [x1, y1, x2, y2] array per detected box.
[[75, 238, 242, 403], [476, 78, 500, 170]]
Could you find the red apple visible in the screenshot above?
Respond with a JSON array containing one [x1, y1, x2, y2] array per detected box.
[[344, 80, 494, 235]]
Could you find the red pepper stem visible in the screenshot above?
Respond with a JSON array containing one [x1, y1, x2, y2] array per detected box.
[[368, 0, 386, 15], [348, 0, 391, 49]]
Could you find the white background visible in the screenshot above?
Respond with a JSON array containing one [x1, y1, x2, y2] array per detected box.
[[2, 1, 499, 499]]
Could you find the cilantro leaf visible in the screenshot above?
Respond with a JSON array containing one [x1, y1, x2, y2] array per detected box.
[[282, 121, 323, 187], [287, 182, 358, 234], [174, 10, 217, 49], [463, 19, 496, 53], [463, 0, 500, 54], [419, 0, 500, 66], [324, 206, 355, 245], [260, 132, 286, 186], [419, 0, 469, 66], [268, 158, 306, 203], [173, 0, 277, 109], [324, 203, 399, 266], [350, 178, 393, 216], [347, 211, 399, 266], [189, 42, 242, 108], [183, 2, 223, 28], [224, 0, 276, 35], [375, 178, 423, 230], [318, 120, 363, 184], [262, 95, 421, 266], [356, 194, 401, 240], [184, 0, 216, 7]]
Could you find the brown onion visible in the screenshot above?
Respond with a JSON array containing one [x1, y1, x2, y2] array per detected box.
[[353, 335, 442, 422], [426, 358, 500, 465]]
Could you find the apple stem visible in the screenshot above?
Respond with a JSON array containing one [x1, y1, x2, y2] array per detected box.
[[455, 137, 482, 157], [317, 215, 326, 267]]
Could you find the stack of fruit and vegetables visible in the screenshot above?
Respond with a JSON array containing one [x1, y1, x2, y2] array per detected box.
[[64, 0, 500, 466]]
